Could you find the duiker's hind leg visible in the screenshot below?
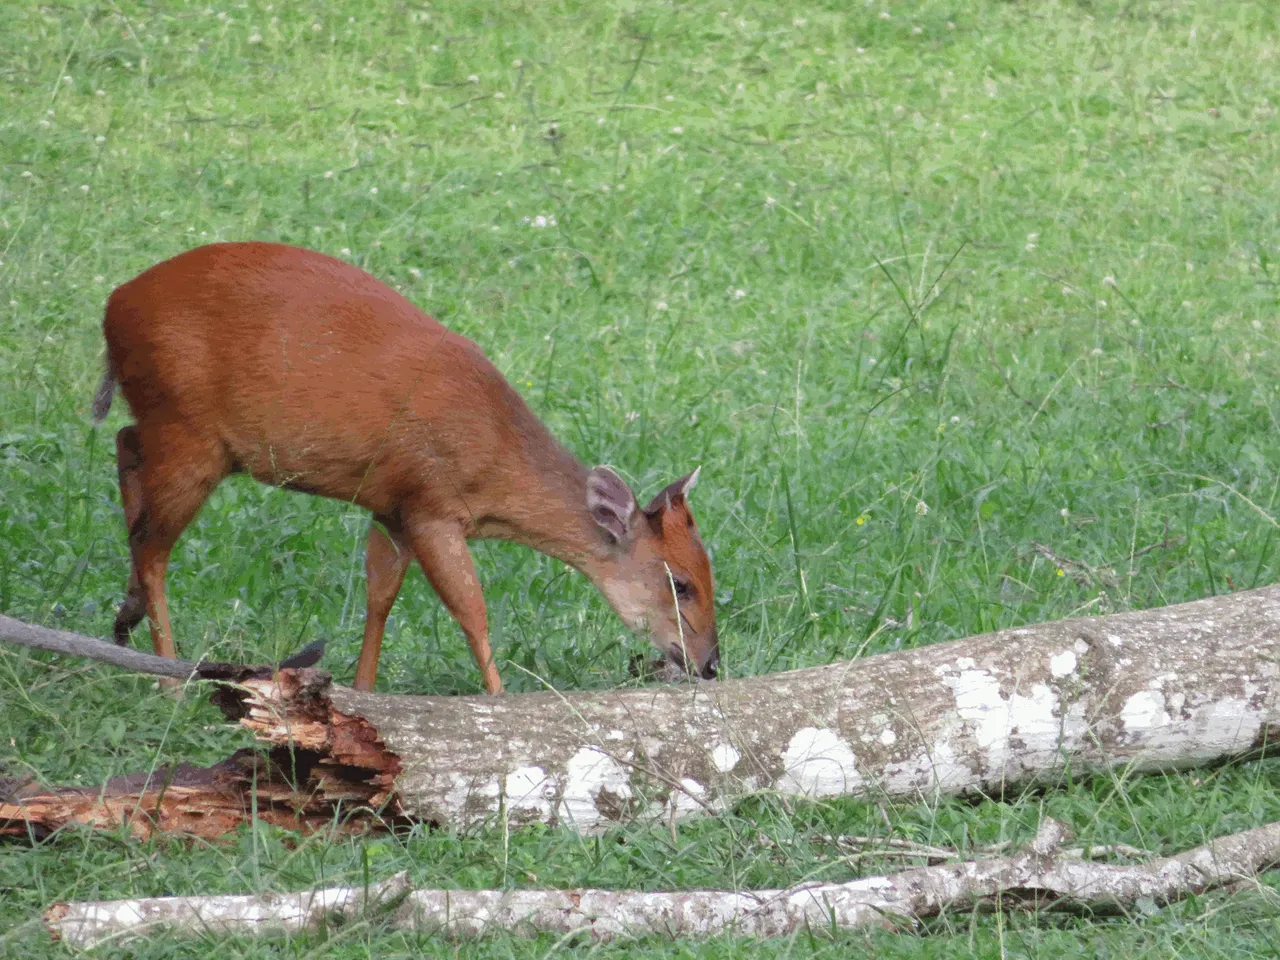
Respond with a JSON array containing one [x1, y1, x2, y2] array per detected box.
[[112, 426, 148, 644], [125, 426, 228, 659], [353, 515, 413, 692]]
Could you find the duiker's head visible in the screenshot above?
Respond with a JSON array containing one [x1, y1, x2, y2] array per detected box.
[[586, 466, 718, 679]]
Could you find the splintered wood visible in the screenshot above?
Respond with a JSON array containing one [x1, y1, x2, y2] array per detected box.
[[230, 669, 401, 811], [1, 671, 403, 841]]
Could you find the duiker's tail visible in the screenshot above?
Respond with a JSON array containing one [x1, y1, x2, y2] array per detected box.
[[91, 361, 116, 423]]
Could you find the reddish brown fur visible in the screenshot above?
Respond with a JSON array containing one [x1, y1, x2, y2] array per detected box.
[[93, 242, 717, 692]]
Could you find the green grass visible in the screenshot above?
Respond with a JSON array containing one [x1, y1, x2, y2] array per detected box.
[[4, 0, 1280, 954]]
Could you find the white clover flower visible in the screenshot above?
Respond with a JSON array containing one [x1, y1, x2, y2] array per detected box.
[[79, 184, 89, 192], [731, 288, 746, 299], [323, 170, 333, 178], [1103, 275, 1117, 287], [468, 74, 479, 83], [915, 500, 929, 516], [93, 275, 104, 283], [879, 10, 891, 20], [408, 267, 422, 277], [671, 126, 684, 134], [248, 32, 262, 43], [340, 247, 351, 256], [765, 195, 777, 208], [369, 186, 378, 194], [655, 301, 668, 312]]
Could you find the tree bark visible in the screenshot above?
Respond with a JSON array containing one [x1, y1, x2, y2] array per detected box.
[[5, 586, 1280, 839], [42, 817, 1280, 948]]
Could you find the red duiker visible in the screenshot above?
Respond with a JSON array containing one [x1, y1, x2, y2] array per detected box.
[[90, 242, 718, 693]]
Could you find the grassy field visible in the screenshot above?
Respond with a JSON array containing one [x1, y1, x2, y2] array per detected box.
[[4, 0, 1280, 954]]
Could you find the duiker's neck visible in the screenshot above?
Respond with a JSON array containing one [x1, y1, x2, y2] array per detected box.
[[483, 424, 608, 578]]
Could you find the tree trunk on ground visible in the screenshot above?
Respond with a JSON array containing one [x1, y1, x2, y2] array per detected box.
[[4, 587, 1280, 839], [42, 817, 1280, 947]]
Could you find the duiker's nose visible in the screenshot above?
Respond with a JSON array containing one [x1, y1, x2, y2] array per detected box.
[[700, 648, 720, 680]]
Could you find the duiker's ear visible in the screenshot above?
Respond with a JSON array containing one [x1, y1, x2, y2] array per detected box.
[[644, 466, 702, 514], [586, 466, 638, 544], [677, 465, 701, 499]]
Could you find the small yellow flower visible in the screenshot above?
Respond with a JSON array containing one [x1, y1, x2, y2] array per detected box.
[[856, 514, 868, 526], [936, 423, 946, 435], [1056, 568, 1065, 577]]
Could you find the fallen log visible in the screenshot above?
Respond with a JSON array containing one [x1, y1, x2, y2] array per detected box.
[[4, 586, 1280, 839], [42, 817, 1280, 947]]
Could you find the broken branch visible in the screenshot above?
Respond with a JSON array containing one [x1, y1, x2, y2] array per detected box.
[[43, 817, 1280, 947], [0, 614, 325, 680]]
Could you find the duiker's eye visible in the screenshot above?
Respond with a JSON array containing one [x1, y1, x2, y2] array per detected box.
[[673, 578, 694, 600]]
